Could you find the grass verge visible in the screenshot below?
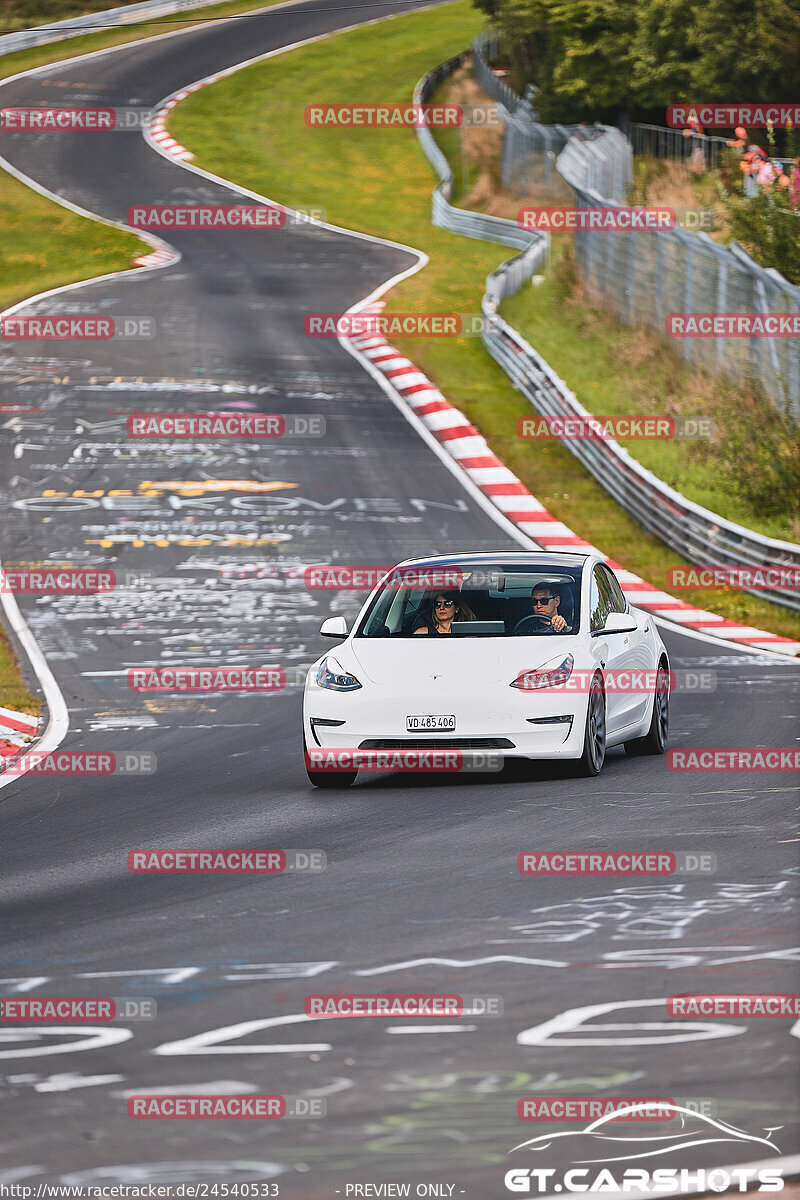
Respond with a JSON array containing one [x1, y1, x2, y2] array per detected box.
[[1, 0, 155, 33], [0, 624, 41, 715], [170, 1, 800, 642]]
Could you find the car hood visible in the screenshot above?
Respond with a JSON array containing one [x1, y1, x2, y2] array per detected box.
[[348, 635, 576, 685]]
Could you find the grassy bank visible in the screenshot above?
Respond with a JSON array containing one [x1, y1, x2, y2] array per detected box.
[[1, 0, 153, 32], [170, 2, 800, 641], [0, 624, 41, 715]]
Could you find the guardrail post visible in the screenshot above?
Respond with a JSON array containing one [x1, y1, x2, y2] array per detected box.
[[715, 260, 728, 370], [681, 238, 695, 363]]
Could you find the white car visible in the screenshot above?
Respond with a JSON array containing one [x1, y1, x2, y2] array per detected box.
[[302, 552, 669, 787]]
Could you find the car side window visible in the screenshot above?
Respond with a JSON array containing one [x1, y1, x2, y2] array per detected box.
[[597, 564, 627, 614], [590, 565, 615, 631]]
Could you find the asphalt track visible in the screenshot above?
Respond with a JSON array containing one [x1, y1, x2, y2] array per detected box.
[[0, 1, 798, 1193]]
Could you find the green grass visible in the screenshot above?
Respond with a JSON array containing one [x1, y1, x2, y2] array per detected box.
[[169, 1, 800, 643], [0, 172, 146, 312], [0, 625, 42, 715]]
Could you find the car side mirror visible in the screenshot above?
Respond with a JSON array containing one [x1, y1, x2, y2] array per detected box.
[[320, 615, 348, 638], [603, 611, 638, 634]]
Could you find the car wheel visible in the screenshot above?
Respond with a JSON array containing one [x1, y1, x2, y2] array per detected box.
[[624, 661, 669, 756], [303, 732, 357, 789], [577, 676, 606, 776]]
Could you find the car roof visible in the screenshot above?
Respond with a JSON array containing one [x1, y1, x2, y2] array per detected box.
[[392, 551, 592, 568]]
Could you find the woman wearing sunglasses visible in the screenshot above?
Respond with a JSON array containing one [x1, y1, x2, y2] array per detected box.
[[413, 590, 476, 635]]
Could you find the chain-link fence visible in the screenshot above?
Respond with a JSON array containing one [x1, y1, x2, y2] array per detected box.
[[472, 32, 800, 418], [559, 152, 800, 420]]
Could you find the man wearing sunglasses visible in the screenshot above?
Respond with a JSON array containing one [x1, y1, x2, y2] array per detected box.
[[513, 584, 572, 635]]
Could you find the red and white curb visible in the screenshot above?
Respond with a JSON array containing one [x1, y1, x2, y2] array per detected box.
[[148, 73, 231, 161], [0, 704, 41, 769], [348, 303, 800, 657]]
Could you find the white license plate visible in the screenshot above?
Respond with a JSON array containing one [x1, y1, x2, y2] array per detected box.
[[406, 714, 456, 732]]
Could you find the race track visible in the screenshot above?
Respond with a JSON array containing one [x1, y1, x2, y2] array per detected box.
[[0, 2, 798, 1192]]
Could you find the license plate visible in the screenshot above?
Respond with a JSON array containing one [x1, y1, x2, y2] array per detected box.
[[406, 714, 456, 732]]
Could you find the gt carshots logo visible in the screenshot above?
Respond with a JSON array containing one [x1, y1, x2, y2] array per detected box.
[[505, 1105, 784, 1193], [503, 1167, 784, 1193]]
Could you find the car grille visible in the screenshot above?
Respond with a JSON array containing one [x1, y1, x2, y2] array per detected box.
[[358, 737, 515, 750]]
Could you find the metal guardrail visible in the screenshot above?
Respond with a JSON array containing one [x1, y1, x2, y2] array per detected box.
[[414, 55, 549, 254], [629, 122, 729, 170], [481, 289, 800, 612], [0, 0, 224, 57], [415, 50, 800, 611]]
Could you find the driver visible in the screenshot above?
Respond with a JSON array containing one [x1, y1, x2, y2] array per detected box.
[[514, 583, 572, 634]]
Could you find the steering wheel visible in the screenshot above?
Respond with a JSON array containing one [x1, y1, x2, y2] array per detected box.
[[511, 614, 553, 635]]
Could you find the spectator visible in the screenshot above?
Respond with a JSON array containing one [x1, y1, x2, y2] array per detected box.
[[682, 118, 706, 172], [774, 162, 790, 190], [726, 124, 748, 151], [790, 157, 800, 208], [756, 156, 776, 189]]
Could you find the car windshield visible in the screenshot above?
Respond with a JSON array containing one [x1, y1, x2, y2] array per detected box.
[[355, 563, 583, 637]]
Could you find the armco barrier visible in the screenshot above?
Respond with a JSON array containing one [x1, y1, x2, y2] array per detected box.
[[414, 55, 547, 255], [416, 52, 800, 613], [0, 0, 225, 57]]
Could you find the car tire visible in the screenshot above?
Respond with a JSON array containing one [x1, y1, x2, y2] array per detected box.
[[303, 733, 357, 789], [624, 660, 669, 757], [577, 675, 606, 776]]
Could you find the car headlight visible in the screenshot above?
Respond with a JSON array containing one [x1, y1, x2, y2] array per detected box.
[[315, 656, 362, 692], [511, 653, 574, 690]]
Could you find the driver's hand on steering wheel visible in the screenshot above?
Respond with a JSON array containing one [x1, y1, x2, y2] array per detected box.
[[550, 614, 568, 632]]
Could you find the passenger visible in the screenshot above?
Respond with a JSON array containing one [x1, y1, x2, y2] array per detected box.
[[413, 590, 477, 635]]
